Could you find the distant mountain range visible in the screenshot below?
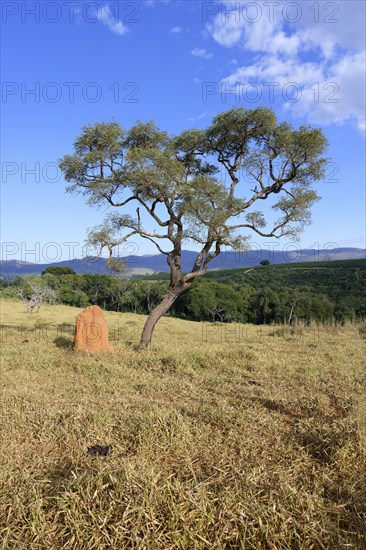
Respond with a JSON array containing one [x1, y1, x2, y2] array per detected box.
[[1, 248, 365, 279]]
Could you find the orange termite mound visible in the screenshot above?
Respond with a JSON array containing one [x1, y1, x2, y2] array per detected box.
[[74, 305, 113, 352]]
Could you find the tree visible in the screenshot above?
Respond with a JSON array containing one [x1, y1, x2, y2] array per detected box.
[[173, 278, 217, 321], [41, 266, 77, 276], [18, 277, 58, 313], [286, 287, 308, 324], [59, 107, 328, 348], [260, 259, 270, 266], [251, 287, 280, 324], [274, 286, 330, 324], [81, 274, 113, 306]]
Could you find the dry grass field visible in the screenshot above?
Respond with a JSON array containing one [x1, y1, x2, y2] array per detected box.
[[0, 298, 365, 549]]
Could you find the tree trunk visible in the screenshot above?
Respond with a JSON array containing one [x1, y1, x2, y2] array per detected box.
[[139, 286, 183, 349], [288, 301, 296, 324]]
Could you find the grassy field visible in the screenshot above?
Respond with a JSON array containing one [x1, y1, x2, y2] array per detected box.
[[0, 299, 365, 549]]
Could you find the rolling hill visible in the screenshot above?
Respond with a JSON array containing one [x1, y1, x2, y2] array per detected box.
[[1, 247, 365, 279]]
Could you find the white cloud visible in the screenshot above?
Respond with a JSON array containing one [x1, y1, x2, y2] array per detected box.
[[188, 111, 210, 122], [222, 52, 366, 131], [209, 6, 301, 56], [191, 47, 214, 60], [295, 0, 366, 55], [207, 1, 366, 130], [222, 56, 324, 88], [170, 26, 182, 34], [208, 1, 365, 55], [97, 5, 128, 35], [310, 51, 366, 130]]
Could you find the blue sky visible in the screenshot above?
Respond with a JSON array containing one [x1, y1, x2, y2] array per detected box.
[[1, 0, 365, 263]]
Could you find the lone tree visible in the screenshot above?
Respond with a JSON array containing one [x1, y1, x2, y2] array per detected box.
[[59, 107, 328, 348], [41, 266, 77, 276]]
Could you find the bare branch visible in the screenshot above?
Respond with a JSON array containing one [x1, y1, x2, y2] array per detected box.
[[139, 234, 170, 255]]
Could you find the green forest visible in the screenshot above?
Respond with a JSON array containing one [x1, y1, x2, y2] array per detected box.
[[1, 259, 365, 325]]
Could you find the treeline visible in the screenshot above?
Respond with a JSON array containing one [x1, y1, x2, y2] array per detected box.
[[1, 267, 169, 315], [202, 260, 366, 323], [1, 261, 365, 324], [140, 260, 366, 323]]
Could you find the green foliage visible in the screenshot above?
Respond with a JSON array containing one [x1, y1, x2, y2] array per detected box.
[[173, 278, 252, 322], [205, 260, 366, 322], [8, 259, 366, 324], [145, 260, 366, 323], [59, 288, 89, 308], [41, 266, 77, 276], [0, 286, 19, 299]]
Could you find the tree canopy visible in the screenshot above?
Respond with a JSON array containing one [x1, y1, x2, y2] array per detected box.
[[41, 266, 77, 277]]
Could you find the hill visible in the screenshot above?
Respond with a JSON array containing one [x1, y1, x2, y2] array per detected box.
[[1, 247, 365, 279]]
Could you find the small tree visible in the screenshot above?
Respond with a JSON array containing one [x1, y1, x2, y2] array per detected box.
[[18, 278, 58, 313], [287, 288, 305, 325], [260, 259, 270, 266], [59, 107, 328, 348]]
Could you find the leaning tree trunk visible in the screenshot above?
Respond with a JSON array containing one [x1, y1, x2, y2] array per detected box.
[[139, 286, 184, 349]]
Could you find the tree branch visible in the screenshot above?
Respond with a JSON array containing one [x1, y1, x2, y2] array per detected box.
[[184, 239, 221, 282]]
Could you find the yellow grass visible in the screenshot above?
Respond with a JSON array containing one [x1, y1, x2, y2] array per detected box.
[[0, 298, 365, 549]]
